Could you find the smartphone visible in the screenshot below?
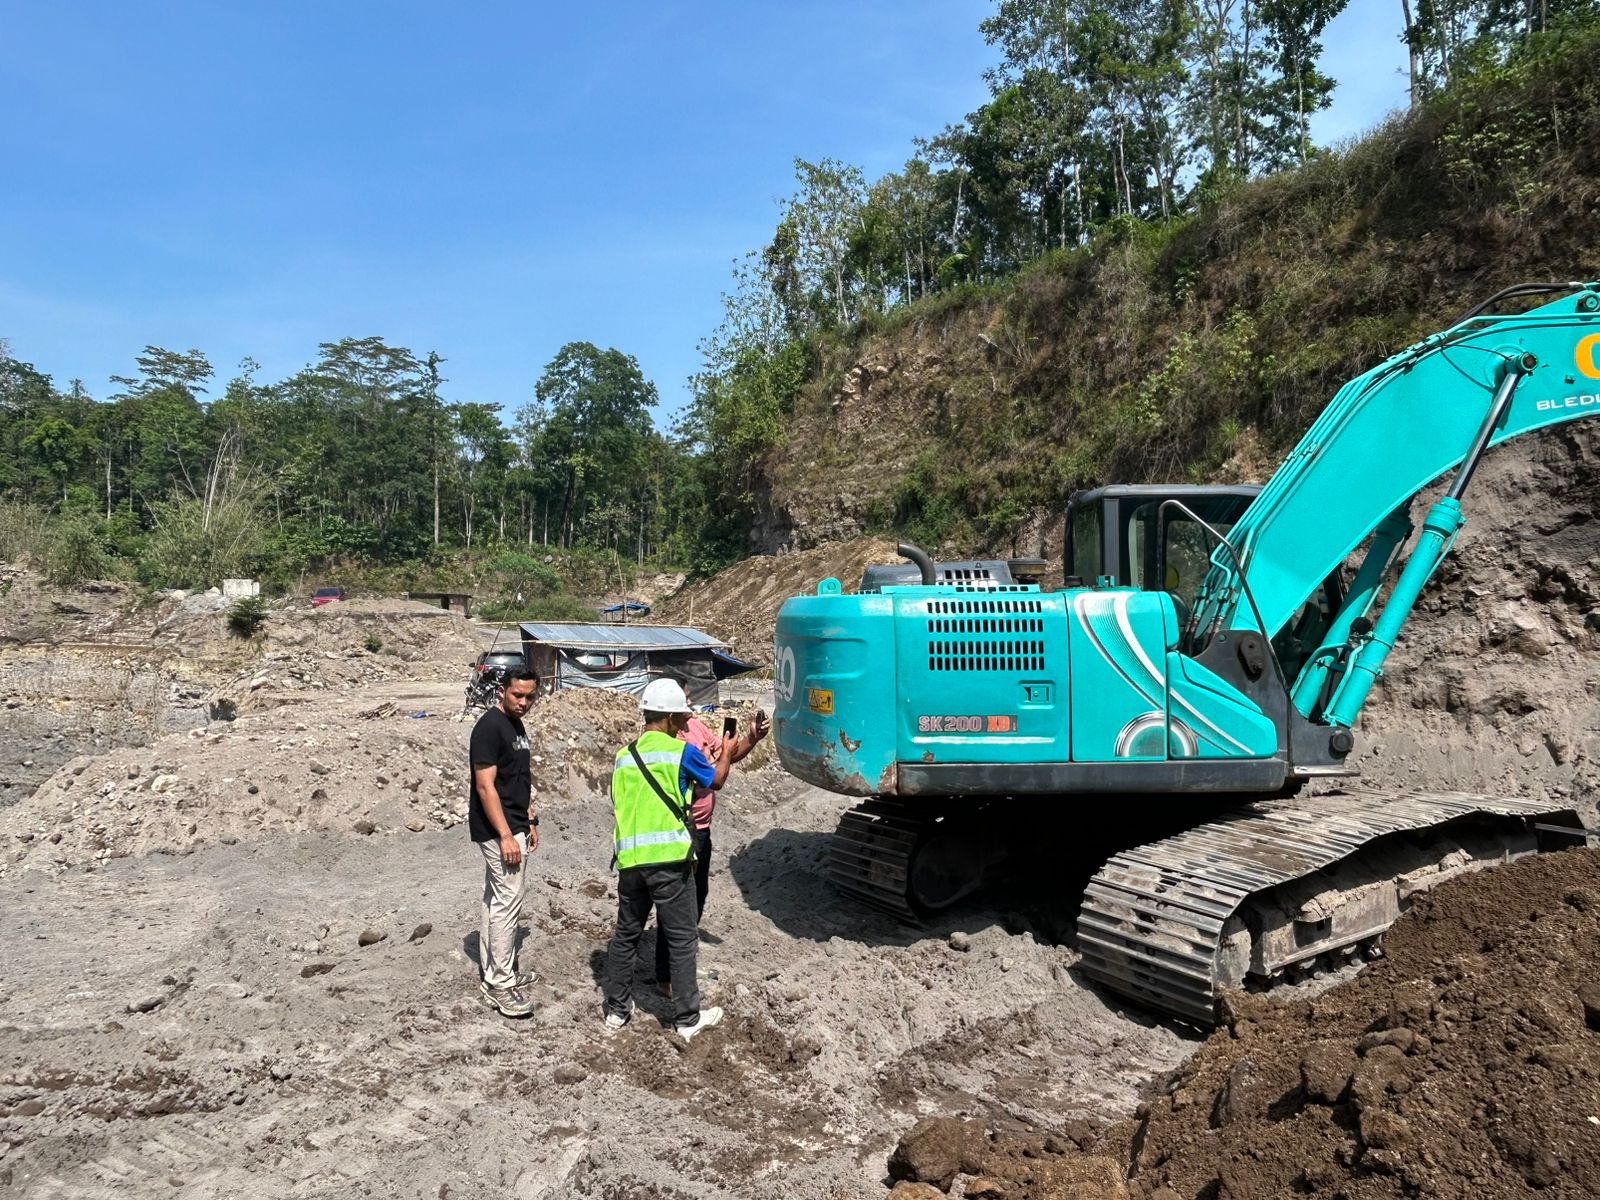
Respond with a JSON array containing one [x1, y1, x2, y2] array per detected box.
[[722, 716, 738, 740]]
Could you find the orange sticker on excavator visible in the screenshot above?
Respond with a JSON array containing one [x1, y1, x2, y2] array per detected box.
[[1577, 333, 1600, 380]]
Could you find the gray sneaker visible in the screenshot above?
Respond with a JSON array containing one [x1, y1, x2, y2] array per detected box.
[[479, 984, 535, 1018], [676, 1005, 724, 1041]]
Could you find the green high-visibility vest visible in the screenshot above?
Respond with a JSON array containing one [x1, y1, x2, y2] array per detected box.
[[610, 728, 694, 870]]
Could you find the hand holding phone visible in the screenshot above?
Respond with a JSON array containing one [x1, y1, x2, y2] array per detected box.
[[722, 716, 738, 740]]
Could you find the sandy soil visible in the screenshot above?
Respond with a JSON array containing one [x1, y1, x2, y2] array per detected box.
[[0, 589, 1194, 1200], [0, 774, 1196, 1199], [0, 418, 1594, 1200]]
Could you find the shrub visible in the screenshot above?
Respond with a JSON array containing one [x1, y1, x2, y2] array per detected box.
[[477, 593, 595, 623], [46, 517, 108, 585], [363, 632, 382, 653], [140, 484, 262, 590], [227, 595, 270, 638], [0, 500, 51, 565]]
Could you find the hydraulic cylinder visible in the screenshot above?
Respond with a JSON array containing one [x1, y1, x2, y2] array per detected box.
[[1291, 506, 1413, 718], [1324, 498, 1463, 728]]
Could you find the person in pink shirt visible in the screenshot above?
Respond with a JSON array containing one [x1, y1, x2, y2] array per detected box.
[[653, 708, 767, 992]]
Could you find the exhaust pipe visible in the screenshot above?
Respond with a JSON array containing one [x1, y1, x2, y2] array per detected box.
[[897, 542, 936, 586]]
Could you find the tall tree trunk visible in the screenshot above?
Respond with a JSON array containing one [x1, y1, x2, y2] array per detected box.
[[432, 460, 440, 545], [1400, 0, 1422, 106], [558, 473, 576, 551]]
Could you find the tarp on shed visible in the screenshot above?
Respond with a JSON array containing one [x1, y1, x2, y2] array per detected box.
[[519, 622, 752, 707]]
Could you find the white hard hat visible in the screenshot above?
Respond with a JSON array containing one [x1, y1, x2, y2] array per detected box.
[[640, 677, 692, 714]]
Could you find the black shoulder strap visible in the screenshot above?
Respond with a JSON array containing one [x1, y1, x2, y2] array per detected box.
[[627, 739, 694, 833]]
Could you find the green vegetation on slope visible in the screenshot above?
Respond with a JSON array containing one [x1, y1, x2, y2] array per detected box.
[[744, 16, 1600, 553]]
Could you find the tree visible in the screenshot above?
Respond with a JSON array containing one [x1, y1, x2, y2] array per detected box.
[[1259, 0, 1349, 163], [454, 402, 508, 549], [23, 417, 84, 502], [782, 158, 871, 327], [526, 343, 658, 549]]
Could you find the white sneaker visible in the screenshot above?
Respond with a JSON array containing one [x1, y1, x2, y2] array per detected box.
[[603, 1010, 629, 1031], [479, 984, 536, 1018], [676, 1006, 723, 1041]]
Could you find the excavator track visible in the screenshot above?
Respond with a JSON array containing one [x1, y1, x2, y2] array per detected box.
[[1076, 788, 1588, 1025], [829, 799, 923, 922], [829, 798, 998, 922]]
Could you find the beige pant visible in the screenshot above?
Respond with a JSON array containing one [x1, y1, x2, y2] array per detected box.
[[478, 832, 528, 990]]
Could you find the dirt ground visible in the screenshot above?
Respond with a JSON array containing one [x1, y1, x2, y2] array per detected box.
[[890, 846, 1600, 1200], [0, 587, 1194, 1200], [0, 422, 1594, 1200]]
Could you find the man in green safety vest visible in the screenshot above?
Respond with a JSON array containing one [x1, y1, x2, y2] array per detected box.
[[602, 677, 741, 1039]]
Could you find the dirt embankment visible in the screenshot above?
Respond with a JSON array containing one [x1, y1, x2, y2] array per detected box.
[[1351, 427, 1600, 822], [0, 572, 240, 807], [886, 847, 1600, 1200], [0, 591, 652, 877], [655, 538, 902, 665]]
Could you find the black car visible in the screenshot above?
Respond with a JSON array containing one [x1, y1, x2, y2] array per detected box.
[[465, 647, 530, 712], [471, 648, 528, 682]]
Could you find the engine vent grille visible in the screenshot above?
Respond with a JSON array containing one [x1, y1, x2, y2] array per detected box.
[[924, 598, 1049, 671], [927, 598, 1044, 615], [928, 639, 1046, 673], [938, 566, 993, 582]]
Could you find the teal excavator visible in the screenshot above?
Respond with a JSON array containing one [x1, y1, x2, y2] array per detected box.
[[772, 282, 1600, 1024]]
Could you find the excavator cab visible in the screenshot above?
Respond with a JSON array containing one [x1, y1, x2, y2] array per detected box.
[[1065, 484, 1343, 680]]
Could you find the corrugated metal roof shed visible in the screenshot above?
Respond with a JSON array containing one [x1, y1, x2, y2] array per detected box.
[[518, 622, 729, 651]]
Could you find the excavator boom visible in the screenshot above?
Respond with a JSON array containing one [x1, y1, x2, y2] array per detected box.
[[1198, 284, 1600, 648]]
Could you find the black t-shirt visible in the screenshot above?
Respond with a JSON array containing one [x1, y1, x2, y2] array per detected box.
[[468, 707, 532, 842]]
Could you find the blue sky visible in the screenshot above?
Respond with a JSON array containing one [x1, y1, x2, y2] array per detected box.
[[0, 0, 1408, 426]]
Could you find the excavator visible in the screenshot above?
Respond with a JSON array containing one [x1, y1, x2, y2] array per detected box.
[[771, 281, 1600, 1024]]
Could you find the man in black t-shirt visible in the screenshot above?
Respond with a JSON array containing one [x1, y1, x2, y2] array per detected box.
[[469, 667, 540, 1017]]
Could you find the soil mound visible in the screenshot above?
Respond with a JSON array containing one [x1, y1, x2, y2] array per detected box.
[[889, 848, 1600, 1200], [653, 537, 901, 665]]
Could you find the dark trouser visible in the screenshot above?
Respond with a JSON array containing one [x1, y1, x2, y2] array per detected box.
[[655, 828, 711, 984], [604, 860, 700, 1027]]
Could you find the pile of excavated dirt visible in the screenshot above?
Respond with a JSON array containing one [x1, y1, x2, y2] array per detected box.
[[654, 538, 902, 665], [0, 678, 658, 877], [886, 847, 1600, 1200]]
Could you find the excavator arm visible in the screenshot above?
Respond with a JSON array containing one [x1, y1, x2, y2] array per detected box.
[[1192, 282, 1600, 725]]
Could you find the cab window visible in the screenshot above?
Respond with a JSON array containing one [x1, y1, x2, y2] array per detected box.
[[1125, 497, 1251, 614], [1068, 502, 1103, 583]]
